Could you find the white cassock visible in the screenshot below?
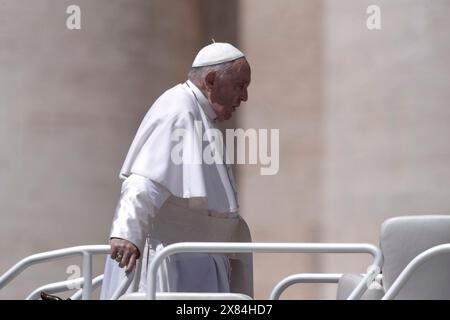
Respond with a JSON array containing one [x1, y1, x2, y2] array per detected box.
[[100, 80, 253, 299]]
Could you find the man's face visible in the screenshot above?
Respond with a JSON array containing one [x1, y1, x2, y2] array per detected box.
[[207, 59, 251, 121]]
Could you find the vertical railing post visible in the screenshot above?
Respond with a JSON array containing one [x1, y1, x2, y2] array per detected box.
[[82, 251, 92, 300]]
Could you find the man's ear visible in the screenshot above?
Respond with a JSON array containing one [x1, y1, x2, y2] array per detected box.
[[204, 71, 216, 91]]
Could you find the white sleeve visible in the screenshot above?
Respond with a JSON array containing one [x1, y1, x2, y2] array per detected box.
[[109, 174, 171, 255]]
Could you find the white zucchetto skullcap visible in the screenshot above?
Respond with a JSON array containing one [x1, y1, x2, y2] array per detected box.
[[192, 42, 245, 67]]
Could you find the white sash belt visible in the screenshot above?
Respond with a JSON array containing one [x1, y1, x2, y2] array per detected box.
[[150, 200, 240, 245]]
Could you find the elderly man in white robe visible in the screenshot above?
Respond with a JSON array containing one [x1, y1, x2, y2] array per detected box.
[[100, 42, 253, 299]]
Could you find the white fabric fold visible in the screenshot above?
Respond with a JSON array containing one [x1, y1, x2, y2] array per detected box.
[[110, 174, 170, 255]]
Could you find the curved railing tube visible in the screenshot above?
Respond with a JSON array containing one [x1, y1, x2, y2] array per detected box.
[[146, 242, 383, 300]]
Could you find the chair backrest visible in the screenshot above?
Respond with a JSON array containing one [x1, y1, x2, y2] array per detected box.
[[380, 215, 450, 299]]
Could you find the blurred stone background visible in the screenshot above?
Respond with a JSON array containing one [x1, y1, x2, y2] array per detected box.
[[1, 0, 449, 299]]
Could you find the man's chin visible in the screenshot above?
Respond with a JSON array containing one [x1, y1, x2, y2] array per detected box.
[[216, 114, 232, 122]]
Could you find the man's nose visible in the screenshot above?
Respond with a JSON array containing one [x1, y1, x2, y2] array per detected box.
[[241, 89, 248, 102]]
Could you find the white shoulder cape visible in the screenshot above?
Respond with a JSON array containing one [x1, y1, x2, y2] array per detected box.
[[119, 82, 238, 214]]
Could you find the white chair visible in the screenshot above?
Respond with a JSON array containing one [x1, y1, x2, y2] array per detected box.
[[337, 215, 450, 300]]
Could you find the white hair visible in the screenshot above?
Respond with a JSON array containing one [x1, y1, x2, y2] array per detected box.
[[188, 60, 235, 82]]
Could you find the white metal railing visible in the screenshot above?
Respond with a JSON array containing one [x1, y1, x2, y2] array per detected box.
[[146, 242, 383, 300], [70, 275, 104, 300], [5, 242, 450, 300], [270, 273, 343, 300], [1, 242, 385, 300], [119, 292, 253, 300], [26, 275, 104, 300], [382, 243, 450, 300], [0, 245, 135, 300], [270, 273, 384, 300]]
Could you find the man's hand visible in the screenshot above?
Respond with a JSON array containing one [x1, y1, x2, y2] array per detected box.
[[110, 238, 140, 273]]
